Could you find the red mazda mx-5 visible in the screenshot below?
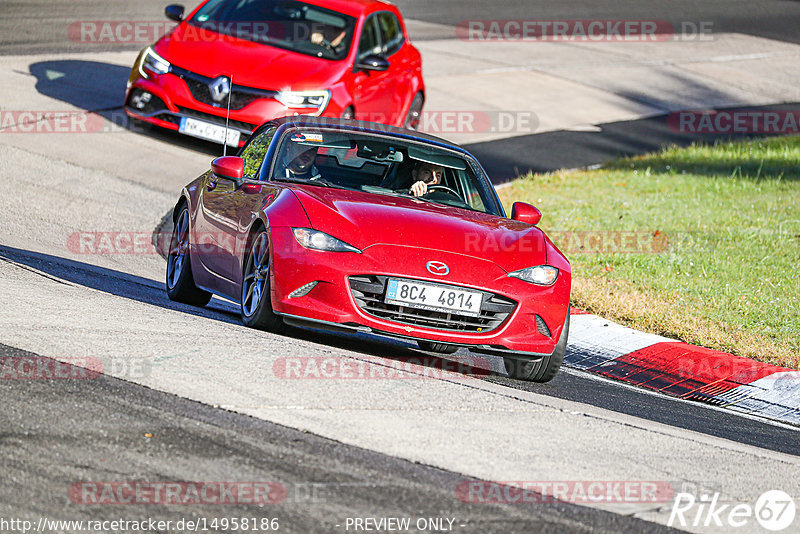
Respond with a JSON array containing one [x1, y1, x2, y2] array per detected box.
[[125, 0, 424, 147], [166, 117, 571, 382]]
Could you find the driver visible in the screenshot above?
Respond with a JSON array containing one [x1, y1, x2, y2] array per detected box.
[[409, 161, 444, 197], [282, 141, 321, 180]]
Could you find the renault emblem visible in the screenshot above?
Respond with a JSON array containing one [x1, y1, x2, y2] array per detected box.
[[209, 76, 231, 103]]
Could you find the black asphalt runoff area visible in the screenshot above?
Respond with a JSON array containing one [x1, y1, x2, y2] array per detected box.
[[0, 342, 677, 534]]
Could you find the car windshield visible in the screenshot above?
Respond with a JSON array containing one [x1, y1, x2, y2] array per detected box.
[[189, 0, 356, 60], [270, 128, 502, 215]]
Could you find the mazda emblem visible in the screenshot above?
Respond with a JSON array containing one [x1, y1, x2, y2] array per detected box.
[[426, 261, 449, 275]]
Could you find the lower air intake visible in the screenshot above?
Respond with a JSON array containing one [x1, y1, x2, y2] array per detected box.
[[349, 275, 516, 333]]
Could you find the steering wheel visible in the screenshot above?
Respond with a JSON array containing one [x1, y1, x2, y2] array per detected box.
[[392, 185, 463, 202], [425, 185, 461, 197]]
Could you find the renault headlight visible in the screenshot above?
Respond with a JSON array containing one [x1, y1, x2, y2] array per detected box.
[[277, 90, 330, 113], [139, 46, 171, 78], [292, 228, 360, 253], [508, 265, 559, 286]]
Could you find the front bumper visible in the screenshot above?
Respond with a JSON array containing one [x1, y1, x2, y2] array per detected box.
[[269, 227, 571, 355], [124, 67, 341, 146]]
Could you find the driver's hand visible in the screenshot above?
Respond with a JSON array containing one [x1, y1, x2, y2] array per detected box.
[[310, 32, 323, 44], [410, 180, 428, 197]]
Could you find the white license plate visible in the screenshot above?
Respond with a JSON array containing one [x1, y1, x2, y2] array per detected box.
[[386, 279, 482, 317], [179, 117, 240, 146]]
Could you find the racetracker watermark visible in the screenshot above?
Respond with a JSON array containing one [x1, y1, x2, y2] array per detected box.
[[68, 21, 307, 45], [68, 231, 298, 257], [456, 481, 675, 504], [465, 230, 669, 255], [251, 112, 538, 135], [69, 231, 347, 257], [457, 20, 713, 42], [68, 232, 165, 255], [69, 21, 178, 44], [0, 110, 158, 135], [67, 229, 670, 257], [273, 356, 491, 380], [343, 111, 539, 135], [1, 110, 538, 136], [69, 482, 287, 505], [0, 356, 152, 380], [668, 110, 800, 134], [0, 111, 105, 134], [0, 357, 101, 380], [673, 353, 796, 382]]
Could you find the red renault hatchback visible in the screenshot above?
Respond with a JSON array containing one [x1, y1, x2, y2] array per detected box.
[[125, 0, 425, 147]]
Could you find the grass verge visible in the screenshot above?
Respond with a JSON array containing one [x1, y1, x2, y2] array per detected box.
[[498, 136, 800, 369]]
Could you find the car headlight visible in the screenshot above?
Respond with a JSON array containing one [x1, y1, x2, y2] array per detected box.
[[508, 265, 559, 286], [292, 228, 361, 253], [276, 90, 330, 113], [139, 46, 171, 78]]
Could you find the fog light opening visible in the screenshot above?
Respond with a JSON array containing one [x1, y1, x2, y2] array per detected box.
[[289, 281, 319, 298], [535, 314, 551, 338], [132, 91, 152, 110]]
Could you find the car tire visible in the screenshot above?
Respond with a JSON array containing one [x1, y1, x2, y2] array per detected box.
[[403, 92, 424, 130], [166, 206, 212, 307], [417, 341, 458, 354], [503, 309, 570, 383], [240, 229, 286, 333]]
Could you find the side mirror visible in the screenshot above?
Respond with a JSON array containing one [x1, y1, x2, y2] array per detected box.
[[511, 202, 542, 225], [165, 4, 185, 22], [357, 55, 389, 72], [211, 156, 244, 183]]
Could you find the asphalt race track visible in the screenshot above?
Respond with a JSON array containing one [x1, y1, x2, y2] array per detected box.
[[4, 0, 800, 55], [1, 1, 800, 533], [1, 340, 675, 534]]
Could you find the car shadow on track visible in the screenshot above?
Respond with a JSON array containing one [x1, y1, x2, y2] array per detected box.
[[28, 59, 226, 157], [0, 244, 498, 380], [0, 244, 240, 326]]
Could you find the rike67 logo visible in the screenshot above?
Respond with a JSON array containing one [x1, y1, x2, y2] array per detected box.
[[669, 490, 796, 531]]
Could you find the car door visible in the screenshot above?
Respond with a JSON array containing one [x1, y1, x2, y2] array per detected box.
[[375, 11, 408, 121], [229, 127, 282, 288], [352, 14, 395, 123], [194, 169, 238, 289], [194, 128, 276, 293]]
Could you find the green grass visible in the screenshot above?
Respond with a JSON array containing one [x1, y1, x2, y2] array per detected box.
[[499, 136, 800, 368]]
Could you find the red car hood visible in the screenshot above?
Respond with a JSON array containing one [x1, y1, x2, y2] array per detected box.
[[290, 185, 549, 272], [155, 24, 345, 90]]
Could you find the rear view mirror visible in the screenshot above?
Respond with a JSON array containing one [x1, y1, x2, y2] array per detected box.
[[165, 4, 185, 22], [357, 55, 389, 72], [211, 156, 244, 182], [511, 202, 542, 225]]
